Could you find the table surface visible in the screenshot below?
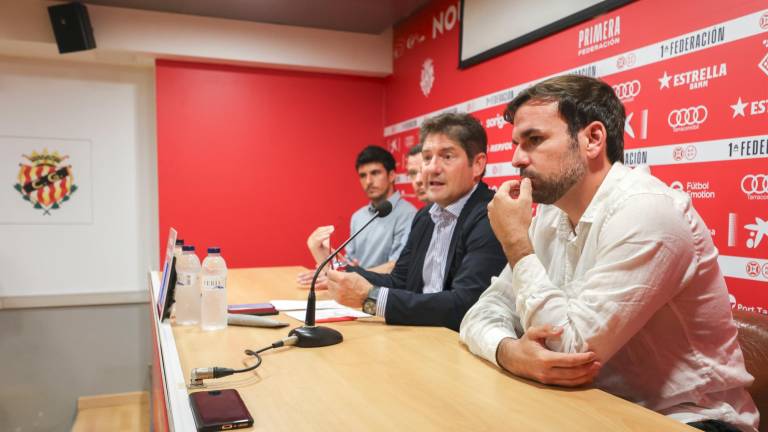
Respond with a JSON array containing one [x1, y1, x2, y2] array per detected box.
[[155, 266, 694, 431]]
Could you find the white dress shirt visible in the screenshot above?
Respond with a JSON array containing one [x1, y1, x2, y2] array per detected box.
[[460, 163, 759, 431]]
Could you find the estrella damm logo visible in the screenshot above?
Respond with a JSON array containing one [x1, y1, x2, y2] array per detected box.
[[13, 149, 77, 215]]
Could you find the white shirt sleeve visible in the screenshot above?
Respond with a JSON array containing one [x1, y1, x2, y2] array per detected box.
[[459, 265, 524, 366]]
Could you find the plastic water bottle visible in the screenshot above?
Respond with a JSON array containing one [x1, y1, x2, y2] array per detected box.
[[175, 245, 201, 325], [173, 239, 184, 259], [200, 247, 228, 331]]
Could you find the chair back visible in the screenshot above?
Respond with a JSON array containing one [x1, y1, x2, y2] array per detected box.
[[733, 309, 768, 432]]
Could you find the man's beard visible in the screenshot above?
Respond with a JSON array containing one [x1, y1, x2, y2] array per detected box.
[[521, 145, 585, 204]]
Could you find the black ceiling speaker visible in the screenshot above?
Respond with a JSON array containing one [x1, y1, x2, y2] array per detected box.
[[47, 2, 96, 54]]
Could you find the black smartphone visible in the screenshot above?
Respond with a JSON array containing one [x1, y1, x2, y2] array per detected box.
[[189, 389, 253, 431]]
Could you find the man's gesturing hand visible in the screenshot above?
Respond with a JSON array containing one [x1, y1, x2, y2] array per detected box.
[[326, 269, 372, 308], [307, 225, 334, 264]]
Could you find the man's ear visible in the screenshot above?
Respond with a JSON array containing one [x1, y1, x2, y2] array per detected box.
[[583, 121, 607, 160], [388, 169, 397, 184], [472, 152, 487, 179]]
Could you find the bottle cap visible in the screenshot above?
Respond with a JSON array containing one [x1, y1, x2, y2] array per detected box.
[[207, 247, 221, 254], [182, 245, 195, 252], [175, 239, 184, 246]]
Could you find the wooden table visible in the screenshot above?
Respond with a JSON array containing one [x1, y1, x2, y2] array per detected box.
[[150, 266, 694, 431]]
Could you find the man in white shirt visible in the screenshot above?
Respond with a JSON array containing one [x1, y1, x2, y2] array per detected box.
[[459, 75, 759, 432]]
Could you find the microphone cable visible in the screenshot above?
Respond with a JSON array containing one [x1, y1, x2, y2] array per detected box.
[[189, 335, 298, 387]]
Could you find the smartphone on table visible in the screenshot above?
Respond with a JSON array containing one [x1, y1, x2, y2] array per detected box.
[[189, 389, 253, 431]]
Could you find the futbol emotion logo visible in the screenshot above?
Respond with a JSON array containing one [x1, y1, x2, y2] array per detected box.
[[741, 174, 768, 195], [612, 80, 641, 100], [668, 106, 708, 128]]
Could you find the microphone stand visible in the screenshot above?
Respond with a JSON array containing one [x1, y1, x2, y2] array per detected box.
[[288, 205, 387, 348]]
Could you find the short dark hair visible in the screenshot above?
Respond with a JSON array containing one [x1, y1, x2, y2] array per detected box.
[[504, 75, 625, 163], [407, 143, 423, 156], [419, 112, 487, 161], [355, 145, 396, 172]]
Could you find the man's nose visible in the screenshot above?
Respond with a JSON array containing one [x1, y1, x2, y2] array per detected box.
[[511, 146, 529, 168]]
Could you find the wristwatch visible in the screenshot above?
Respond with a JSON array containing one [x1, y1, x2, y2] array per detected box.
[[362, 287, 381, 315]]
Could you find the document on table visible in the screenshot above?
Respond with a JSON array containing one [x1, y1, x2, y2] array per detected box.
[[284, 308, 371, 324]]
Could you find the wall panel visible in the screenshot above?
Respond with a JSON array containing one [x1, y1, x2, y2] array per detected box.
[[157, 60, 386, 268]]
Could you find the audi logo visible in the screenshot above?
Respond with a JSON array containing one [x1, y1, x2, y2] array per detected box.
[[667, 106, 708, 128], [612, 80, 641, 99], [741, 174, 768, 194]]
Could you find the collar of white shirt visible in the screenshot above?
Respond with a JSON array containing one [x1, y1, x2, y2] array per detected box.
[[551, 162, 638, 238], [429, 183, 478, 224]]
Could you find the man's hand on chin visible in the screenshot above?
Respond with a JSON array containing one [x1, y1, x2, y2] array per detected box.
[[488, 177, 535, 267], [326, 269, 372, 308]]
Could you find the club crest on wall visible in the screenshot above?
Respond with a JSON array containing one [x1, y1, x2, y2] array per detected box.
[[14, 149, 77, 215]]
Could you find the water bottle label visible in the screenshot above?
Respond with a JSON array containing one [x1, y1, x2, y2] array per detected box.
[[176, 273, 197, 287], [202, 276, 226, 290]]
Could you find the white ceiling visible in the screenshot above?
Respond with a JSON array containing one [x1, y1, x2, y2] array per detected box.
[[82, 0, 430, 34]]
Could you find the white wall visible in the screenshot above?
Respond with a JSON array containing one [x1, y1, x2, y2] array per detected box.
[[0, 0, 392, 76], [0, 55, 157, 300]]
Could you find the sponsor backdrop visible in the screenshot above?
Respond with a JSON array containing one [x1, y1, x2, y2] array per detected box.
[[385, 0, 768, 313]]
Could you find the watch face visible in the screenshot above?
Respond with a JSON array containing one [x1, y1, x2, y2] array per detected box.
[[363, 299, 376, 315]]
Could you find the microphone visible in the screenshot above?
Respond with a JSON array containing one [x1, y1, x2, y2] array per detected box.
[[289, 200, 393, 348]]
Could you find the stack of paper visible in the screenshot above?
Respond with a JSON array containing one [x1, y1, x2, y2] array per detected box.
[[270, 299, 371, 324]]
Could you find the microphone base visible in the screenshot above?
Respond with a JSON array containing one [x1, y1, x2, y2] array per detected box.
[[288, 325, 343, 348]]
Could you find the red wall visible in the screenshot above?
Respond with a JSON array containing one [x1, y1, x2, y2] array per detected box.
[[156, 60, 385, 268], [385, 0, 768, 313]]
